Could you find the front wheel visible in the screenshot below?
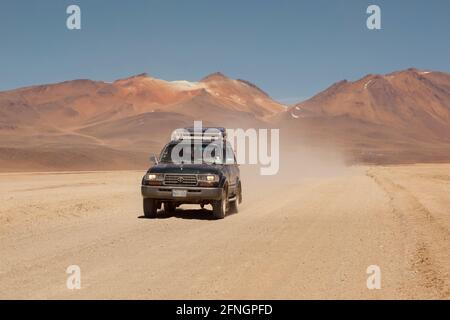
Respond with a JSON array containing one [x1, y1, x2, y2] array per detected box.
[[143, 198, 157, 218], [212, 188, 228, 219], [229, 182, 242, 214]]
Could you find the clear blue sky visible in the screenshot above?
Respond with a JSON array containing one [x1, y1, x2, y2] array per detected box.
[[1, 0, 449, 103]]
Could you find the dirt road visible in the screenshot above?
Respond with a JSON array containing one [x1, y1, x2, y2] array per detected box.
[[0, 165, 449, 299]]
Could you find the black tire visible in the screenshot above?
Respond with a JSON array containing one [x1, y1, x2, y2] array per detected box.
[[229, 182, 242, 214], [229, 199, 238, 214], [237, 181, 243, 204], [143, 198, 157, 218], [212, 187, 228, 219], [164, 202, 176, 214]]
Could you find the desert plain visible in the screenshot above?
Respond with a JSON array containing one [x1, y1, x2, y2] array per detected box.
[[0, 163, 448, 299]]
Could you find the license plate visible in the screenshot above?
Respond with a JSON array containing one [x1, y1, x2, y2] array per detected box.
[[172, 189, 187, 197]]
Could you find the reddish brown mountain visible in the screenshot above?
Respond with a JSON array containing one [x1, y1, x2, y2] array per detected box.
[[0, 73, 284, 171], [0, 72, 283, 129], [280, 69, 450, 163]]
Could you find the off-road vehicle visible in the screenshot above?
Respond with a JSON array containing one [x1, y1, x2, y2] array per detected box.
[[141, 127, 242, 219]]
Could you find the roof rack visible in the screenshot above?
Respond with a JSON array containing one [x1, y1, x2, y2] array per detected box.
[[171, 127, 227, 142]]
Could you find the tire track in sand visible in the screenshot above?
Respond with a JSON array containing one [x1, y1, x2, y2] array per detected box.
[[367, 168, 450, 298]]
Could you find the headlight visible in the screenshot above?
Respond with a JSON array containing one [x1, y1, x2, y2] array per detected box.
[[145, 173, 164, 181], [198, 174, 219, 183]]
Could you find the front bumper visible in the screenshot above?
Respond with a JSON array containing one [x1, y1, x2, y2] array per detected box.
[[141, 185, 222, 201]]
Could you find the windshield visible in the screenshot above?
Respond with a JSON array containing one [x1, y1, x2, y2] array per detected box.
[[159, 142, 235, 164]]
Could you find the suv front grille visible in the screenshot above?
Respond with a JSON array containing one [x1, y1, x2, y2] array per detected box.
[[163, 174, 198, 186]]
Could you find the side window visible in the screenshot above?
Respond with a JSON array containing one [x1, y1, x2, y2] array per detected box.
[[225, 143, 236, 164]]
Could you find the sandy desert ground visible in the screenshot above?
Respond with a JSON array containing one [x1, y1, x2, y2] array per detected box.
[[0, 164, 449, 299]]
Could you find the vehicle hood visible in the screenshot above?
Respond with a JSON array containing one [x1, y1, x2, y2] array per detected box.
[[148, 163, 224, 175]]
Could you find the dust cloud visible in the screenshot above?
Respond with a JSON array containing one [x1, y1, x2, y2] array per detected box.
[[239, 140, 350, 202]]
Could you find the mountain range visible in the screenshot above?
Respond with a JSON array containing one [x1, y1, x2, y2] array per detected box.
[[1, 68, 449, 171], [280, 68, 450, 163]]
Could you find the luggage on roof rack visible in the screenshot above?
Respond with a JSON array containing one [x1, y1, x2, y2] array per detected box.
[[171, 127, 227, 142]]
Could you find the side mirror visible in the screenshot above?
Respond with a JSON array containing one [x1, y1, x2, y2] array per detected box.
[[149, 155, 159, 165]]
